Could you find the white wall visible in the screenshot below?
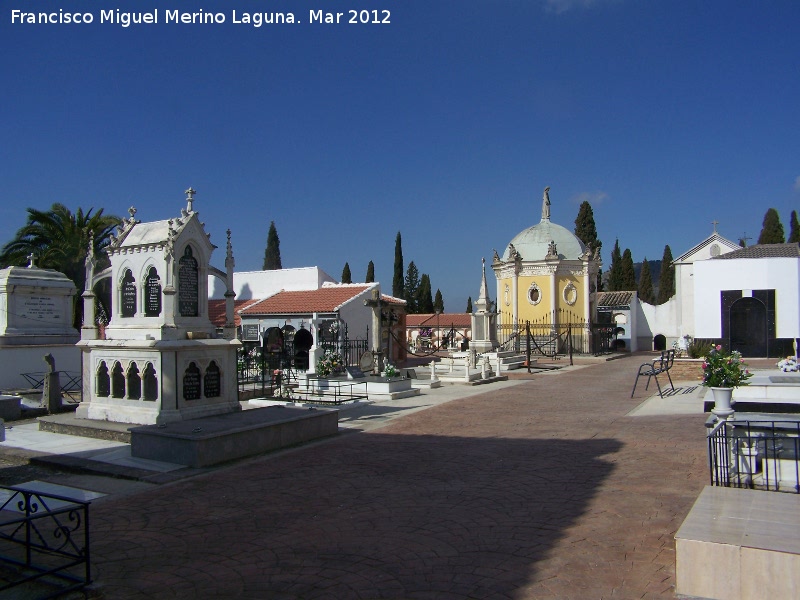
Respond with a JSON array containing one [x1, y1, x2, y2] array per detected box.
[[0, 345, 80, 391], [209, 267, 336, 300], [694, 257, 800, 338], [638, 296, 680, 349]]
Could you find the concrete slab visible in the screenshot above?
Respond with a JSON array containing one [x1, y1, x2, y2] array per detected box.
[[129, 405, 339, 468]]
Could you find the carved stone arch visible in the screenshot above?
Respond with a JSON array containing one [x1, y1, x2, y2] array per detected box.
[[96, 360, 110, 397], [143, 362, 158, 401], [111, 361, 126, 398], [127, 361, 141, 400]]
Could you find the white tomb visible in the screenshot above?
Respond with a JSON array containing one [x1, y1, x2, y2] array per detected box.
[[0, 257, 81, 390], [0, 258, 78, 346], [76, 189, 241, 425]]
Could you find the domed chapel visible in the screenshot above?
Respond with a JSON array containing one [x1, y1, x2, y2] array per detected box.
[[491, 186, 600, 345]]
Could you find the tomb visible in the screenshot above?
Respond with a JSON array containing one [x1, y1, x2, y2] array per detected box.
[[0, 257, 81, 390], [76, 189, 241, 425]]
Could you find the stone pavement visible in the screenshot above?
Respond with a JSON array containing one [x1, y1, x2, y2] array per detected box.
[[64, 355, 714, 599]]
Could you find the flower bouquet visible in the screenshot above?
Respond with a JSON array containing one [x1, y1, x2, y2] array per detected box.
[[702, 345, 752, 388], [777, 356, 799, 372], [316, 351, 343, 377]]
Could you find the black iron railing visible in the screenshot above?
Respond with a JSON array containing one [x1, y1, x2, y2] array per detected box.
[[0, 486, 91, 598], [708, 419, 800, 493]]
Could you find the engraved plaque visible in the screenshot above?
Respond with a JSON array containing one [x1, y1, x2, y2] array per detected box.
[[204, 362, 221, 398], [183, 362, 201, 400], [121, 270, 137, 318], [144, 267, 162, 317], [179, 246, 199, 317]]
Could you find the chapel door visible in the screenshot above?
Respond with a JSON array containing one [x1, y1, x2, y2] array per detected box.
[[729, 297, 767, 357]]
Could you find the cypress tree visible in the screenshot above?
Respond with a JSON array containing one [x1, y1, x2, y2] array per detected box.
[[466, 297, 473, 312], [433, 288, 444, 313], [365, 260, 375, 283], [637, 257, 655, 304], [404, 261, 420, 313], [757, 208, 786, 244], [620, 248, 636, 290], [574, 200, 601, 255], [341, 262, 352, 284], [608, 239, 623, 291], [789, 211, 800, 244], [656, 245, 675, 304], [416, 274, 434, 313], [262, 221, 282, 270], [392, 232, 404, 298]]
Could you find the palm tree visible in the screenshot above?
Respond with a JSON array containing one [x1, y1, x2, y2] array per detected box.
[[0, 203, 121, 327]]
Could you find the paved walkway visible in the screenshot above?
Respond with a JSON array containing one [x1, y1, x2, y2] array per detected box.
[[55, 356, 713, 600]]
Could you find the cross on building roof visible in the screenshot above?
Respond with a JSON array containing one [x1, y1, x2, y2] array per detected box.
[[711, 220, 719, 233], [185, 187, 196, 213]]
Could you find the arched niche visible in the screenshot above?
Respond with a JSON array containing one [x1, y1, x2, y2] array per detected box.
[[127, 362, 141, 400], [178, 246, 199, 317]]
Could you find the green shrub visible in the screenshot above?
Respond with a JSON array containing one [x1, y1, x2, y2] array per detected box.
[[687, 340, 713, 359]]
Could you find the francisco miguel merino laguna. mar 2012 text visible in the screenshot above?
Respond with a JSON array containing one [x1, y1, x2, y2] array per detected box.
[[10, 8, 392, 27]]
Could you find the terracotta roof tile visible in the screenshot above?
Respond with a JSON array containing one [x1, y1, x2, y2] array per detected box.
[[713, 242, 800, 260], [240, 285, 371, 316], [596, 291, 634, 307], [207, 299, 258, 328]]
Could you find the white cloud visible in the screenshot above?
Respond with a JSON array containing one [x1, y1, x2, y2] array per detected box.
[[571, 191, 609, 205]]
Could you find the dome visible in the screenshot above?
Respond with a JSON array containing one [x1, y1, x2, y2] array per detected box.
[[502, 219, 586, 261]]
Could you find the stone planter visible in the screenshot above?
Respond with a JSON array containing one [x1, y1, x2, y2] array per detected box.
[[710, 386, 734, 420]]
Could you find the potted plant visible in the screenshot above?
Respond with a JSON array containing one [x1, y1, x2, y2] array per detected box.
[[702, 345, 752, 419], [383, 362, 399, 378]]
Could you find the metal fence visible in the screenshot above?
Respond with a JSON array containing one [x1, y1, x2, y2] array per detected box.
[[496, 310, 597, 356], [708, 419, 800, 493], [237, 331, 369, 399], [0, 486, 91, 598]]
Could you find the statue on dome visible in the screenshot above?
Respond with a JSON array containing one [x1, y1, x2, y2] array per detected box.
[[542, 186, 551, 220]]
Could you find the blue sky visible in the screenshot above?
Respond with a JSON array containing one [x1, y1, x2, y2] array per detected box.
[[2, 0, 798, 310]]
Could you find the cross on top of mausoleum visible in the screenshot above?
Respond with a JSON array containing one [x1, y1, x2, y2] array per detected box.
[[711, 220, 719, 233], [185, 187, 196, 213]]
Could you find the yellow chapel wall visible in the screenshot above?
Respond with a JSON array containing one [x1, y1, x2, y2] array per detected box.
[[515, 274, 555, 323], [554, 272, 587, 322]]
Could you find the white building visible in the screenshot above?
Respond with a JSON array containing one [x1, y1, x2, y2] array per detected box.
[[208, 266, 336, 301], [694, 243, 799, 357]]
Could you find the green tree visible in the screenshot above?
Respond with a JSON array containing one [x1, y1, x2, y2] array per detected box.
[[341, 262, 352, 284], [404, 261, 420, 313], [365, 260, 375, 283], [392, 231, 404, 298], [416, 274, 434, 313], [433, 288, 444, 313], [620, 248, 636, 290], [574, 200, 602, 255], [757, 208, 785, 244], [574, 200, 603, 291], [262, 221, 282, 270], [0, 203, 121, 328], [637, 257, 655, 304], [607, 239, 623, 291], [789, 211, 800, 244], [466, 296, 473, 312], [656, 245, 675, 304]]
